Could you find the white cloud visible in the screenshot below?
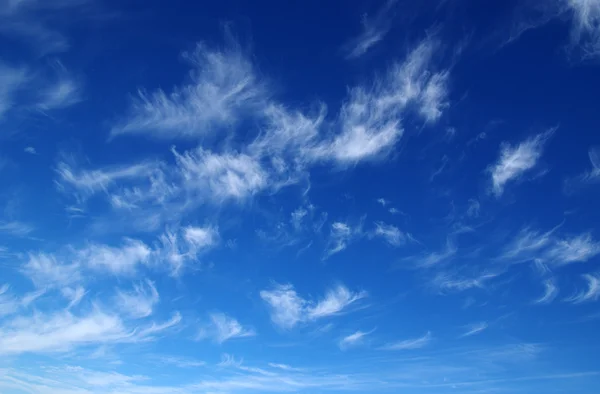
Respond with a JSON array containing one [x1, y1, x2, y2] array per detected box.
[[0, 62, 28, 119], [0, 309, 124, 355], [157, 226, 219, 275], [24, 146, 36, 154], [198, 312, 255, 343], [344, 0, 397, 58], [413, 239, 457, 268], [563, 0, 600, 59], [569, 146, 600, 188], [544, 233, 600, 265], [323, 221, 363, 259], [114, 280, 159, 319], [22, 253, 81, 288], [112, 41, 266, 139], [0, 220, 33, 236], [376, 197, 389, 206], [0, 0, 96, 55], [306, 285, 367, 320], [173, 147, 267, 201], [431, 271, 498, 293], [534, 279, 559, 304], [460, 322, 488, 337], [260, 284, 305, 330], [566, 273, 600, 303], [0, 307, 181, 356], [372, 221, 405, 246], [61, 286, 86, 309], [260, 283, 366, 329], [56, 160, 159, 202], [502, 228, 600, 267], [489, 130, 553, 196], [466, 198, 480, 218], [78, 239, 152, 275], [381, 331, 432, 350], [0, 284, 18, 317], [339, 330, 370, 350], [312, 38, 450, 164], [35, 61, 81, 111]]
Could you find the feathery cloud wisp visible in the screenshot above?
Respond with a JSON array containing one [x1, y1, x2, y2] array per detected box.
[[566, 273, 600, 303], [344, 0, 397, 59], [460, 322, 489, 337], [534, 279, 559, 304], [373, 221, 405, 246], [489, 130, 553, 196], [339, 330, 371, 350], [112, 41, 266, 139], [198, 313, 255, 343], [381, 331, 432, 350], [260, 283, 366, 329]]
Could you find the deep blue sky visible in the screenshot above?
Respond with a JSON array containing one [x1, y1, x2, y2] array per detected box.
[[1, 0, 600, 393]]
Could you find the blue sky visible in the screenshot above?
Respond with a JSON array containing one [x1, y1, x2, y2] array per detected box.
[[1, 0, 600, 393]]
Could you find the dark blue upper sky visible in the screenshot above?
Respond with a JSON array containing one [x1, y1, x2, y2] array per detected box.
[[1, 0, 600, 393]]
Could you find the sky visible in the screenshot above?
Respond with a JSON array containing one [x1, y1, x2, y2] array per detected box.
[[1, 0, 600, 393]]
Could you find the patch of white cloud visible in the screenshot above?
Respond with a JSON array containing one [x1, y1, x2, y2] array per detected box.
[[534, 279, 559, 304], [0, 63, 28, 119], [35, 60, 81, 112], [0, 220, 33, 236], [0, 306, 181, 355], [344, 0, 397, 58], [489, 130, 554, 196], [372, 221, 405, 246], [566, 273, 600, 303], [22, 253, 82, 288], [198, 312, 255, 343], [260, 283, 366, 329], [157, 226, 218, 275], [339, 330, 371, 350], [502, 227, 600, 267], [173, 146, 268, 201], [114, 280, 159, 319], [460, 322, 488, 337], [112, 40, 266, 139], [78, 239, 152, 276], [381, 331, 432, 350], [323, 221, 364, 258], [61, 285, 86, 309]]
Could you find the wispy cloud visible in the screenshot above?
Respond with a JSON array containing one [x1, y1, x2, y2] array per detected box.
[[509, 0, 600, 60], [24, 146, 37, 154], [343, 0, 397, 59], [372, 221, 405, 246], [112, 40, 266, 139], [114, 280, 159, 319], [0, 63, 28, 119], [198, 312, 255, 344], [0, 220, 33, 236], [0, 307, 181, 355], [381, 331, 432, 350], [534, 279, 559, 304], [260, 283, 366, 329], [173, 147, 268, 201], [502, 227, 600, 267], [489, 130, 554, 196], [78, 239, 152, 276], [323, 221, 363, 258], [460, 322, 488, 337], [566, 273, 600, 303], [566, 146, 600, 190], [339, 329, 372, 350], [35, 60, 81, 112]]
